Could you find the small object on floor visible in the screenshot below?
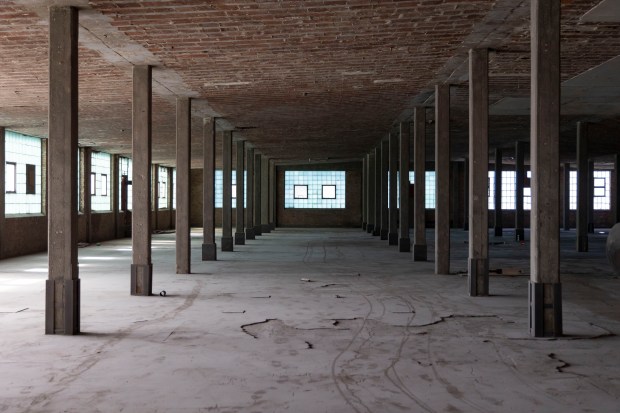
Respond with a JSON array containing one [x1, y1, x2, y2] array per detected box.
[[300, 278, 314, 282], [222, 310, 246, 314], [335, 294, 345, 299], [159, 290, 167, 297], [489, 268, 526, 276]]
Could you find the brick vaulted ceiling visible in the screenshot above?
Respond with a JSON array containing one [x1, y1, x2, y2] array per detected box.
[[0, 0, 619, 168]]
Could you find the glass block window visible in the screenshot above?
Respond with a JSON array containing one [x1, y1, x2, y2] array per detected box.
[[593, 170, 611, 210], [285, 170, 345, 208], [524, 171, 532, 211], [158, 166, 168, 209], [215, 170, 247, 208], [5, 130, 42, 215], [488, 171, 495, 210], [569, 171, 578, 210], [501, 171, 516, 210], [119, 156, 132, 211], [172, 168, 176, 210], [407, 171, 436, 209], [322, 185, 336, 199], [91, 151, 111, 211]]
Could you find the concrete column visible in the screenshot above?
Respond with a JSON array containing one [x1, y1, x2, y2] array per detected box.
[[362, 157, 367, 230], [175, 97, 191, 273], [373, 146, 381, 236], [463, 158, 469, 231], [413, 107, 427, 261], [261, 156, 270, 234], [269, 160, 276, 230], [254, 153, 262, 235], [235, 140, 246, 245], [399, 122, 411, 252], [46, 6, 80, 333], [0, 127, 4, 257], [435, 84, 450, 274], [168, 168, 174, 228], [380, 139, 389, 240], [563, 163, 571, 230], [494, 148, 503, 237], [202, 118, 217, 260], [530, 0, 562, 337], [130, 65, 153, 296], [615, 154, 620, 223], [588, 160, 595, 233], [450, 161, 461, 228], [245, 147, 255, 239], [388, 133, 398, 245], [112, 155, 121, 238], [515, 141, 526, 241], [576, 122, 589, 252], [221, 131, 233, 251], [152, 164, 159, 230], [366, 152, 376, 234], [468, 48, 489, 296], [80, 147, 92, 243]]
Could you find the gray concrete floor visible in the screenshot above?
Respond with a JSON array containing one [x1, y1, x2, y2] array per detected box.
[[1, 227, 619, 413]]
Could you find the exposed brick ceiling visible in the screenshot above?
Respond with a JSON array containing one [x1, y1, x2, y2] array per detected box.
[[0, 0, 619, 167]]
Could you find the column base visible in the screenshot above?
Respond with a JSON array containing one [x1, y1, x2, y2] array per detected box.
[[235, 232, 246, 245], [362, 222, 367, 231], [529, 281, 563, 337], [468, 258, 489, 296], [413, 244, 427, 261], [366, 224, 374, 234], [254, 225, 262, 236], [494, 227, 503, 237], [202, 243, 217, 261], [245, 227, 255, 240], [399, 238, 411, 252], [577, 235, 588, 252], [221, 237, 234, 251], [372, 227, 380, 236], [261, 224, 271, 233], [515, 228, 525, 242], [269, 222, 275, 231], [587, 222, 595, 233], [45, 279, 80, 335], [131, 263, 153, 296], [388, 232, 398, 246], [380, 228, 389, 240]]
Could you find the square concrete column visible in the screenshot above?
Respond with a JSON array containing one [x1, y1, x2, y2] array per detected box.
[[221, 130, 234, 251], [366, 152, 376, 234], [46, 6, 80, 334], [530, 0, 562, 337], [152, 164, 159, 230], [269, 160, 276, 230], [413, 106, 427, 261], [388, 133, 398, 245], [362, 157, 367, 230], [563, 163, 571, 230], [463, 157, 469, 231], [175, 97, 191, 273], [254, 153, 262, 236], [202, 118, 217, 260], [0, 127, 5, 251], [450, 161, 461, 228], [615, 154, 620, 223], [576, 122, 589, 252], [399, 122, 411, 252], [515, 141, 526, 241], [131, 65, 153, 296], [245, 147, 255, 240], [80, 147, 92, 244], [588, 160, 595, 233], [261, 156, 270, 234], [435, 84, 450, 274], [373, 146, 381, 236], [468, 48, 489, 296], [494, 148, 503, 237], [380, 139, 389, 240], [235, 139, 246, 245]]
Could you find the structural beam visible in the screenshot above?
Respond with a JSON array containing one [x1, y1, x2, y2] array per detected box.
[[380, 139, 389, 240], [175, 98, 191, 274], [435, 84, 450, 274], [47, 6, 80, 333], [413, 107, 427, 261], [221, 131, 233, 251], [246, 147, 255, 240], [494, 148, 503, 237], [235, 139, 246, 245], [468, 48, 489, 296], [202, 118, 217, 260], [388, 133, 398, 245], [515, 141, 526, 241], [530, 0, 562, 337], [399, 122, 410, 252], [576, 122, 589, 252]]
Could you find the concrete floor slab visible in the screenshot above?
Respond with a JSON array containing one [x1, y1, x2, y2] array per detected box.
[[0, 228, 619, 412]]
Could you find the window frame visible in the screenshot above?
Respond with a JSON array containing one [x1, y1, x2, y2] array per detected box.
[[5, 161, 16, 193], [322, 184, 336, 199], [293, 184, 308, 199], [90, 172, 97, 196]]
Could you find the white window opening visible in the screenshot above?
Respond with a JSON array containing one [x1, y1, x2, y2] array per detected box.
[[91, 151, 112, 211], [5, 130, 42, 215]]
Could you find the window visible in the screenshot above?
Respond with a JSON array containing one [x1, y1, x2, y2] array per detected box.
[[406, 171, 436, 209], [322, 185, 336, 199], [215, 170, 247, 208], [91, 151, 111, 211], [524, 171, 532, 211], [488, 171, 495, 210], [5, 130, 42, 215], [5, 162, 16, 193], [119, 157, 133, 211], [231, 184, 237, 199], [501, 171, 516, 210], [294, 185, 308, 199], [593, 170, 610, 210], [158, 166, 168, 209], [285, 171, 345, 208], [172, 168, 176, 210]]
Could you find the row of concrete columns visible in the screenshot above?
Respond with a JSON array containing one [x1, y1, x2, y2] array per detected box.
[[44, 6, 276, 335]]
